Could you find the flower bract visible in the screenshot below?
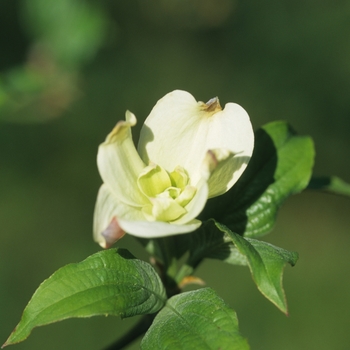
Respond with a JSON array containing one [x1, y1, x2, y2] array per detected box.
[[94, 90, 254, 248]]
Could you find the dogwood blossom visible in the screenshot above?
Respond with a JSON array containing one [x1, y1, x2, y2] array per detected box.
[[93, 90, 254, 248]]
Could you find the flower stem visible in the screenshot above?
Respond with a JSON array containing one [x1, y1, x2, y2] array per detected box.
[[103, 314, 156, 350]]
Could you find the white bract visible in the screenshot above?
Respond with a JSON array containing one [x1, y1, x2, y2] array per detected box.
[[93, 90, 254, 248]]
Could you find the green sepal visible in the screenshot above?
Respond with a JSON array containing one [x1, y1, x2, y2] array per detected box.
[[3, 249, 167, 347], [141, 288, 249, 350]]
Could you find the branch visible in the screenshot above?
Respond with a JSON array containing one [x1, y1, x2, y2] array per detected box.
[[103, 314, 156, 350]]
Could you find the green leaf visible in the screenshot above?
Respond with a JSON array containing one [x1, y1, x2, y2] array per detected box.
[[308, 176, 350, 197], [141, 288, 249, 350], [4, 249, 166, 347], [188, 222, 248, 267], [205, 241, 248, 266], [199, 121, 315, 238], [172, 221, 247, 282], [215, 222, 298, 314]]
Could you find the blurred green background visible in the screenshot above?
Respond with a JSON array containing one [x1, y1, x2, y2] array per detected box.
[[1, 0, 350, 349]]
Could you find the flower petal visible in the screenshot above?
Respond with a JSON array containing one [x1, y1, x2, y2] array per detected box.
[[93, 184, 145, 248], [146, 196, 187, 222], [201, 148, 251, 198], [117, 218, 202, 238], [176, 185, 196, 207], [172, 177, 209, 225], [99, 217, 126, 249], [97, 111, 147, 207], [137, 163, 172, 198], [138, 90, 254, 195], [207, 151, 250, 198]]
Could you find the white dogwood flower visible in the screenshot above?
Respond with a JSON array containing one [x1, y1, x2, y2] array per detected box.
[[93, 90, 254, 248]]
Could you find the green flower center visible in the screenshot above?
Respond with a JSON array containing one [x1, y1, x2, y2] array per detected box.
[[137, 163, 196, 222]]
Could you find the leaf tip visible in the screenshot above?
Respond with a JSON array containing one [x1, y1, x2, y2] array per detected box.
[[1, 339, 12, 349], [2, 331, 16, 348], [2, 329, 14, 348]]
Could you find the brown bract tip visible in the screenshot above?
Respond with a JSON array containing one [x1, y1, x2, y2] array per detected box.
[[204, 96, 222, 113], [102, 217, 126, 248]]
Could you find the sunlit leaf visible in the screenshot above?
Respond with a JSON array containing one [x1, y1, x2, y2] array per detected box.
[[141, 288, 249, 350], [215, 222, 298, 314], [4, 249, 166, 347]]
